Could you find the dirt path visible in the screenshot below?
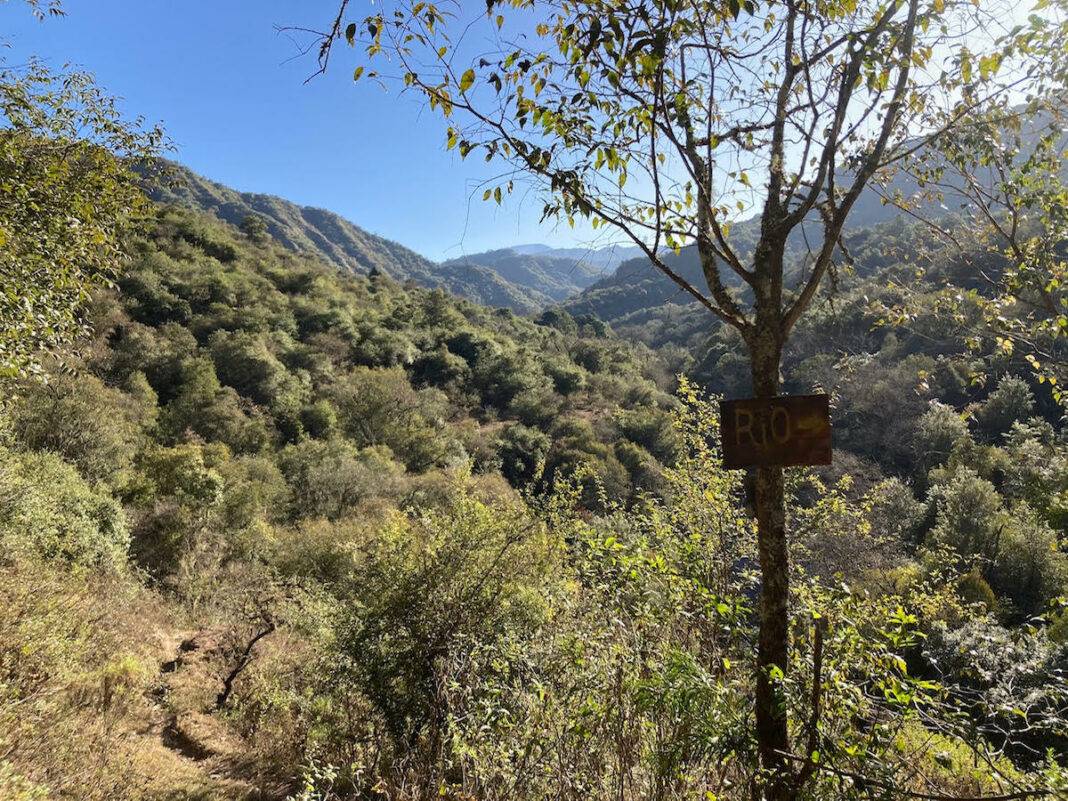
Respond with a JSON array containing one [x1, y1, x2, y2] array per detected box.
[[137, 630, 285, 801]]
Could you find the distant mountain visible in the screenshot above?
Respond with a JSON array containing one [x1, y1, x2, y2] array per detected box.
[[432, 260, 553, 313], [442, 248, 608, 302], [561, 147, 1034, 335], [564, 115, 1068, 337], [510, 243, 644, 271], [147, 163, 551, 313], [140, 162, 924, 323], [562, 218, 767, 330], [144, 108, 1063, 322], [149, 163, 432, 278], [562, 215, 921, 348], [562, 210, 934, 344]]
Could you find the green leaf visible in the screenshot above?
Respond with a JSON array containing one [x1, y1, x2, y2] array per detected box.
[[353, 66, 365, 82], [460, 69, 476, 93]]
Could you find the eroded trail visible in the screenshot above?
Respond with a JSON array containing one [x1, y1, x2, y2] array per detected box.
[[139, 630, 285, 801]]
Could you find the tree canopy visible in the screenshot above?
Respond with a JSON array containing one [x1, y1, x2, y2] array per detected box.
[[0, 60, 163, 380], [305, 1, 1068, 795]]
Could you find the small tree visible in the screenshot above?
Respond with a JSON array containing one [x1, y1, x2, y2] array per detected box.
[[0, 60, 164, 380], [239, 213, 270, 242], [975, 375, 1036, 441], [301, 0, 1059, 794], [872, 5, 1068, 395]]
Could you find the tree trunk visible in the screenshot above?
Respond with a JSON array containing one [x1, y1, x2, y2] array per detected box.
[[749, 331, 793, 801]]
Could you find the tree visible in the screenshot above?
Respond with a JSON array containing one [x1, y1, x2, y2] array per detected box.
[[239, 213, 270, 242], [302, 0, 1052, 793], [495, 423, 550, 487], [158, 357, 273, 454], [0, 60, 164, 380], [279, 438, 404, 520], [975, 375, 1036, 442], [331, 366, 448, 471], [6, 371, 147, 483], [915, 400, 971, 475], [0, 447, 129, 569], [927, 465, 1002, 564], [871, 4, 1068, 395]]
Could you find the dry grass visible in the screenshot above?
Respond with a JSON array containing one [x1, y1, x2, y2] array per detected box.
[[0, 557, 286, 800]]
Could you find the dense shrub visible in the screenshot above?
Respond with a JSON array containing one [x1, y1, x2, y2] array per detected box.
[[495, 424, 550, 487], [6, 372, 147, 483], [0, 448, 129, 569], [279, 438, 404, 520], [976, 376, 1036, 443]]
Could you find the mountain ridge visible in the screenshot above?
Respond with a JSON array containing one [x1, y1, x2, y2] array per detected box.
[[148, 163, 632, 314]]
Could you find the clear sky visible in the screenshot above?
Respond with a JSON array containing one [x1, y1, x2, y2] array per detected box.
[[0, 1, 602, 260]]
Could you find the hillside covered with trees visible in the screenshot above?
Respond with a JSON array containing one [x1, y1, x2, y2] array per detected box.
[[4, 0, 1068, 799], [152, 164, 630, 315], [7, 141, 1068, 801], [7, 202, 1068, 801]]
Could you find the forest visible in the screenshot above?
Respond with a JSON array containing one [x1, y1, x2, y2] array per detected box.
[[3, 0, 1068, 799]]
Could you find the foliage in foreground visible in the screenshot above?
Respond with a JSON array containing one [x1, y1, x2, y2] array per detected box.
[[0, 59, 163, 380], [216, 387, 1068, 800], [2, 198, 1068, 798], [2, 346, 1068, 798]]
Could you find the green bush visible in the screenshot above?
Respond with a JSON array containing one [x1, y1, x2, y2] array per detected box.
[[495, 424, 550, 487], [509, 386, 563, 428], [0, 448, 129, 569], [988, 506, 1068, 619], [300, 398, 338, 439], [6, 372, 146, 483], [330, 479, 558, 753], [123, 443, 224, 578], [615, 406, 679, 464], [957, 567, 998, 613], [544, 359, 587, 396], [411, 345, 472, 390], [331, 367, 448, 471], [279, 438, 404, 520], [927, 466, 1002, 563], [915, 401, 970, 475], [159, 356, 273, 453], [976, 376, 1036, 443]]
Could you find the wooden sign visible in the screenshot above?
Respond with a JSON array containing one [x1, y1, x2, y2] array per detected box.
[[720, 394, 832, 469]]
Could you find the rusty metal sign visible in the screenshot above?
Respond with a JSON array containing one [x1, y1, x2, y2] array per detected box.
[[719, 394, 832, 469]]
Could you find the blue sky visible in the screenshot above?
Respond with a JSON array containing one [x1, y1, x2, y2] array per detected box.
[[0, 0, 602, 260]]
